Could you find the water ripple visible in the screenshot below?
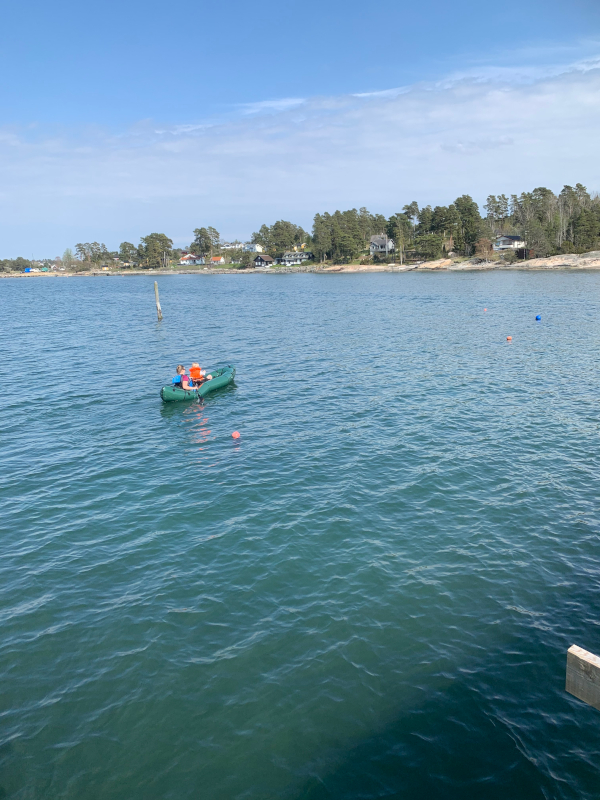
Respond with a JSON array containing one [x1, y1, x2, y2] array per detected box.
[[0, 273, 599, 799]]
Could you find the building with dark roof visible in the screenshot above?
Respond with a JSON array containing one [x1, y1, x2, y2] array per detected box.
[[370, 235, 394, 256], [253, 254, 274, 268], [277, 251, 314, 266], [493, 235, 526, 251]]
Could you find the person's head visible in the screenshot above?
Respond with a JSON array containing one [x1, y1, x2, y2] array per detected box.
[[191, 362, 200, 368], [176, 364, 185, 374]]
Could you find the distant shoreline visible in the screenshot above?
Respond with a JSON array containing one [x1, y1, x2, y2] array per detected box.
[[3, 250, 600, 278]]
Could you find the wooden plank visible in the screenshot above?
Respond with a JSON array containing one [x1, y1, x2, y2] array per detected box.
[[566, 645, 600, 711]]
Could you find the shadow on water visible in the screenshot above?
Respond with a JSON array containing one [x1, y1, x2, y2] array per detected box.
[[280, 623, 600, 800], [284, 685, 542, 800], [283, 677, 586, 800], [0, 741, 12, 799]]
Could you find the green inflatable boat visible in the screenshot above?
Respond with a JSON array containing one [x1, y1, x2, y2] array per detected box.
[[160, 364, 235, 402]]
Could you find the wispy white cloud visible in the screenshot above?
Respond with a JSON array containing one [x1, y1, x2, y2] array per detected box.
[[440, 137, 514, 154], [438, 54, 600, 87], [352, 87, 411, 99], [1, 49, 599, 254], [435, 38, 600, 85], [237, 97, 306, 115], [154, 122, 216, 135]]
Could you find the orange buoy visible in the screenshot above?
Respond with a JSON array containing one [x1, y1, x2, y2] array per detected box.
[[506, 336, 512, 341], [484, 308, 487, 311], [232, 431, 240, 439]]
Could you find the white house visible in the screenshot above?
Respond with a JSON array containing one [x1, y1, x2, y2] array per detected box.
[[493, 235, 525, 251], [210, 256, 226, 265], [277, 251, 314, 266], [179, 254, 205, 265], [370, 235, 394, 256], [243, 243, 264, 253]]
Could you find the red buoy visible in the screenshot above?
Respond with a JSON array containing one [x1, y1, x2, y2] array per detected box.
[[506, 336, 512, 341], [232, 431, 240, 439]]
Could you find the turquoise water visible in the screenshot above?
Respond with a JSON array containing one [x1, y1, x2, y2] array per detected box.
[[1, 272, 599, 799]]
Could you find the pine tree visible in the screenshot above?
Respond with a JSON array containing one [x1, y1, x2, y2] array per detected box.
[[573, 208, 599, 251], [453, 195, 482, 255], [138, 234, 173, 268]]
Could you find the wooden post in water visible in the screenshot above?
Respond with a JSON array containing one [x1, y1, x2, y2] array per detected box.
[[566, 645, 600, 711], [154, 281, 163, 321]]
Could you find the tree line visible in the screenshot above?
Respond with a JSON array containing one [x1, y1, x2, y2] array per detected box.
[[74, 235, 174, 268], [484, 184, 600, 256], [2, 183, 598, 272], [243, 184, 599, 263]]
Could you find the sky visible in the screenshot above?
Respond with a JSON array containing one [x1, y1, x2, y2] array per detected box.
[[1, 0, 600, 256]]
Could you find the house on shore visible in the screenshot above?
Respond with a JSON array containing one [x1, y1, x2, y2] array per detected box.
[[277, 251, 314, 266], [493, 235, 525, 251], [370, 235, 394, 256], [243, 243, 264, 253], [210, 256, 225, 265], [179, 254, 205, 265], [253, 254, 274, 268]]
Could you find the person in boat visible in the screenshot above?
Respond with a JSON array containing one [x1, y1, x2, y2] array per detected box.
[[174, 364, 196, 391], [189, 362, 212, 386]]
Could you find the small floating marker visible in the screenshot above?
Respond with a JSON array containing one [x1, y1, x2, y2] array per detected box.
[[232, 431, 240, 439], [484, 308, 487, 312], [536, 314, 541, 321], [506, 336, 512, 341]]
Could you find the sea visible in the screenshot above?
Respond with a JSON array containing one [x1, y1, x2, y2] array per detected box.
[[1, 271, 599, 800]]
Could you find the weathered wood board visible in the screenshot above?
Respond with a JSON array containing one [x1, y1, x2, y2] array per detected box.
[[566, 645, 600, 711]]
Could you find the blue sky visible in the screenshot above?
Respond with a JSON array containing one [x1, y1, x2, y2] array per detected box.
[[1, 0, 600, 255]]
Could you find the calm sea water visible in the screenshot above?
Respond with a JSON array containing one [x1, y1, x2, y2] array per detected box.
[[1, 272, 599, 800]]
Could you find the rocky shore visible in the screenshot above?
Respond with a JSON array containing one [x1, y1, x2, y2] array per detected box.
[[3, 251, 600, 277], [414, 250, 600, 272], [318, 250, 600, 272]]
